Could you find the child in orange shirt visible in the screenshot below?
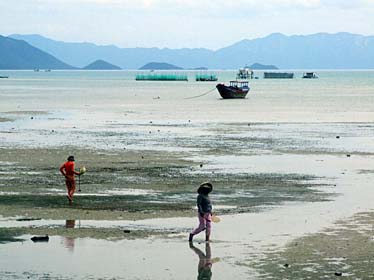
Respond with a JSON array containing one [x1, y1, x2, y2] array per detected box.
[[59, 156, 81, 202]]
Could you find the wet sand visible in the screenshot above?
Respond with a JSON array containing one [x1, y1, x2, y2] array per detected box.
[[253, 211, 374, 279], [1, 70, 374, 279], [1, 137, 374, 278], [0, 146, 329, 221]]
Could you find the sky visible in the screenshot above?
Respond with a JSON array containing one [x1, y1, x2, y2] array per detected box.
[[1, 0, 374, 49]]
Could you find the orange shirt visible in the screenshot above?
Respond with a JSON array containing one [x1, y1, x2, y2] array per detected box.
[[61, 161, 75, 176]]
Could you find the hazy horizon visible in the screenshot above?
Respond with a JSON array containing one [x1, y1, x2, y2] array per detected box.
[[1, 0, 374, 50]]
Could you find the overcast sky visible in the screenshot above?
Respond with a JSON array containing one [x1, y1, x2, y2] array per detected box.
[[1, 0, 374, 49]]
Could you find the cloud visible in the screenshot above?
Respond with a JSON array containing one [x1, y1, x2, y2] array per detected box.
[[15, 0, 374, 16], [17, 0, 321, 10], [316, 0, 374, 10], [1, 0, 373, 49]]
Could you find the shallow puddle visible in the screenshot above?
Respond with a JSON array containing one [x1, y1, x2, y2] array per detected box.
[[0, 235, 251, 280]]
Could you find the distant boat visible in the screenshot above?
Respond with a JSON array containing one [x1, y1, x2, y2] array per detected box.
[[0, 76, 8, 79], [34, 69, 40, 72], [45, 69, 51, 72], [302, 72, 318, 79], [236, 67, 253, 79], [264, 72, 294, 79], [216, 81, 250, 99]]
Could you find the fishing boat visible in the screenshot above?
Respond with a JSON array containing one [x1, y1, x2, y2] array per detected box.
[[236, 67, 253, 79], [302, 72, 318, 79], [216, 81, 249, 99]]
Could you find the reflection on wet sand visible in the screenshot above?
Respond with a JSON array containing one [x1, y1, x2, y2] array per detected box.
[[63, 220, 75, 251], [65, 219, 76, 229], [190, 242, 219, 280]]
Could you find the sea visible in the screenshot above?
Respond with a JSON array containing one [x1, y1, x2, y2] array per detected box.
[[1, 70, 374, 148]]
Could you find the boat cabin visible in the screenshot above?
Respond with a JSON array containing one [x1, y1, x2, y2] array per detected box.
[[302, 72, 318, 79], [236, 67, 254, 79], [229, 81, 249, 89]]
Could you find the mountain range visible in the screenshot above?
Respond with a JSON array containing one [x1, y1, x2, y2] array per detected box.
[[0, 35, 74, 69], [4, 32, 374, 69]]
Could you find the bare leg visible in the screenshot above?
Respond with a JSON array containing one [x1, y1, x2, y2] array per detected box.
[[205, 213, 212, 241], [66, 179, 76, 202]]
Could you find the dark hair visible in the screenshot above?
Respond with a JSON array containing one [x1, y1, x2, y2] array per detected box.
[[67, 155, 75, 161]]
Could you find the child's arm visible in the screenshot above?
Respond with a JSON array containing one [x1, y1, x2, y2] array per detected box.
[[59, 164, 66, 177], [73, 163, 80, 175], [197, 195, 203, 215], [197, 195, 204, 215]]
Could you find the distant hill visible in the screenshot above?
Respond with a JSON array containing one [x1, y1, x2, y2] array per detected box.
[[250, 63, 278, 70], [9, 32, 374, 69], [0, 35, 75, 69], [83, 59, 121, 70], [139, 62, 183, 70], [193, 67, 208, 70]]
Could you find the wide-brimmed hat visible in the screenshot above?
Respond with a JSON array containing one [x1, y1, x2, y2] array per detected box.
[[67, 155, 75, 161], [197, 182, 213, 194]]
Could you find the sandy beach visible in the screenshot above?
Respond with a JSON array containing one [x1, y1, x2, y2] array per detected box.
[[1, 70, 374, 279]]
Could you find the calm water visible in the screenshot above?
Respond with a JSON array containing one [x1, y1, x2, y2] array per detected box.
[[1, 70, 374, 123], [1, 70, 374, 150]]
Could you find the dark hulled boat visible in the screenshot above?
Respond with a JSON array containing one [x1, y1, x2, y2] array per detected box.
[[216, 81, 249, 99], [264, 72, 294, 79], [302, 72, 318, 79]]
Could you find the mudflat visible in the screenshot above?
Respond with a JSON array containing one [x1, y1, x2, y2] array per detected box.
[[1, 70, 374, 279]]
